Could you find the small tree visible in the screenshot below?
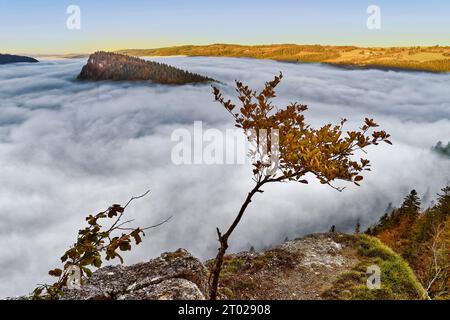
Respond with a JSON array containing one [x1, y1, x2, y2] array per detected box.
[[355, 219, 361, 234], [32, 190, 171, 299], [436, 186, 450, 218], [401, 189, 421, 219], [424, 222, 450, 298], [209, 73, 391, 299]]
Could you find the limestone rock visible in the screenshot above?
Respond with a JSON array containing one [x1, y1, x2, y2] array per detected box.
[[61, 249, 209, 300]]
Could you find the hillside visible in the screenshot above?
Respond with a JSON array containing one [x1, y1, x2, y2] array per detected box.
[[118, 44, 450, 73], [0, 54, 38, 64], [433, 141, 450, 158], [53, 233, 425, 300], [208, 233, 426, 300], [77, 51, 214, 84], [368, 187, 450, 299]]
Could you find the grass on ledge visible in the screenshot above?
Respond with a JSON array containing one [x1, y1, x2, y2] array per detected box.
[[321, 234, 428, 300]]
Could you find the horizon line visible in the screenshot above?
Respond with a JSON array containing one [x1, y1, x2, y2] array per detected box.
[[5, 42, 450, 56]]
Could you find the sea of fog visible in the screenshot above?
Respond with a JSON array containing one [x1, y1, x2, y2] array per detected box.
[[0, 57, 449, 297]]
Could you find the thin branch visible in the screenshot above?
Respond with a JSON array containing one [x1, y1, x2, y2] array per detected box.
[[424, 223, 448, 298], [116, 216, 173, 231], [109, 190, 151, 232], [115, 219, 135, 229], [142, 215, 173, 231], [123, 190, 151, 209]]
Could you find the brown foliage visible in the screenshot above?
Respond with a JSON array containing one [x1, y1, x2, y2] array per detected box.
[[32, 191, 171, 299], [376, 215, 413, 251], [370, 186, 450, 298], [212, 73, 391, 189], [209, 74, 390, 299]]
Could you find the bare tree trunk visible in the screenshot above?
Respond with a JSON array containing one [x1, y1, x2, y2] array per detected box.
[[424, 223, 447, 299], [209, 182, 263, 300]]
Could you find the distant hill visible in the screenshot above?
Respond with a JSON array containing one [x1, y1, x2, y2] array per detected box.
[[433, 141, 450, 158], [118, 44, 450, 73], [0, 54, 38, 64], [34, 53, 89, 59], [78, 51, 214, 85]]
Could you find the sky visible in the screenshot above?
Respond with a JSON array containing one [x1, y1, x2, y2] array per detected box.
[[1, 0, 450, 54]]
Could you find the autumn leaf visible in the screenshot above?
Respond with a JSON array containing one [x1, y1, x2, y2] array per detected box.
[[48, 268, 63, 277]]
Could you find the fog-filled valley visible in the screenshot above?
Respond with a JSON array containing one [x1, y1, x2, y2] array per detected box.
[[0, 57, 449, 297]]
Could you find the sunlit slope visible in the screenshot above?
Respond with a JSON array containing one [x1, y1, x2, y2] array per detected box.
[[118, 44, 450, 73]]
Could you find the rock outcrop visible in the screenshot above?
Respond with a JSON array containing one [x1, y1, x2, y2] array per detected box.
[[0, 54, 38, 64], [212, 233, 426, 300], [62, 249, 209, 300], [209, 233, 360, 300], [56, 233, 426, 300], [77, 51, 214, 84]]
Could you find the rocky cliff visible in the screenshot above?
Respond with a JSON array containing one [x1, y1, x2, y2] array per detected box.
[[59, 233, 427, 300]]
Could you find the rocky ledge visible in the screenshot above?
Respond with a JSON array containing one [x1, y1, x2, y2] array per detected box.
[[62, 249, 209, 300], [55, 233, 425, 300]]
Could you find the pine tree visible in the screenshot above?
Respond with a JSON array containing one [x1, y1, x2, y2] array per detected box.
[[401, 189, 421, 219], [436, 186, 450, 218]]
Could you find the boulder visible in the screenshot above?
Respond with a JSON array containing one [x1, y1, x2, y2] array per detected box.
[[61, 249, 209, 300]]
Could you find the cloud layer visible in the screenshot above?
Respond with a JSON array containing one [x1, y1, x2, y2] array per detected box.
[[0, 57, 449, 297]]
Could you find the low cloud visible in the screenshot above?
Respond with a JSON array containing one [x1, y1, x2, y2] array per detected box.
[[0, 57, 449, 297]]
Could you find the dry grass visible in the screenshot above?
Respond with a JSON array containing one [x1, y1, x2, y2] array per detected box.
[[118, 44, 450, 73]]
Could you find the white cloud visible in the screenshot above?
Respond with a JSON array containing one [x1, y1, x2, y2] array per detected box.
[[0, 57, 449, 297]]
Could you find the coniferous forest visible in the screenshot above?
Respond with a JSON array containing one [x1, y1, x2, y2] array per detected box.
[[77, 51, 214, 85], [368, 186, 450, 299]]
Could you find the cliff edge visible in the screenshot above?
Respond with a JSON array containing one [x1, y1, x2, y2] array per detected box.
[[57, 233, 426, 300]]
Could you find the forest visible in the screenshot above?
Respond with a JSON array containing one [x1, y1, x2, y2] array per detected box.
[[77, 51, 214, 85], [368, 186, 450, 299]]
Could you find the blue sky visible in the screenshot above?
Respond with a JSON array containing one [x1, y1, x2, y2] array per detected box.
[[1, 0, 449, 54]]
